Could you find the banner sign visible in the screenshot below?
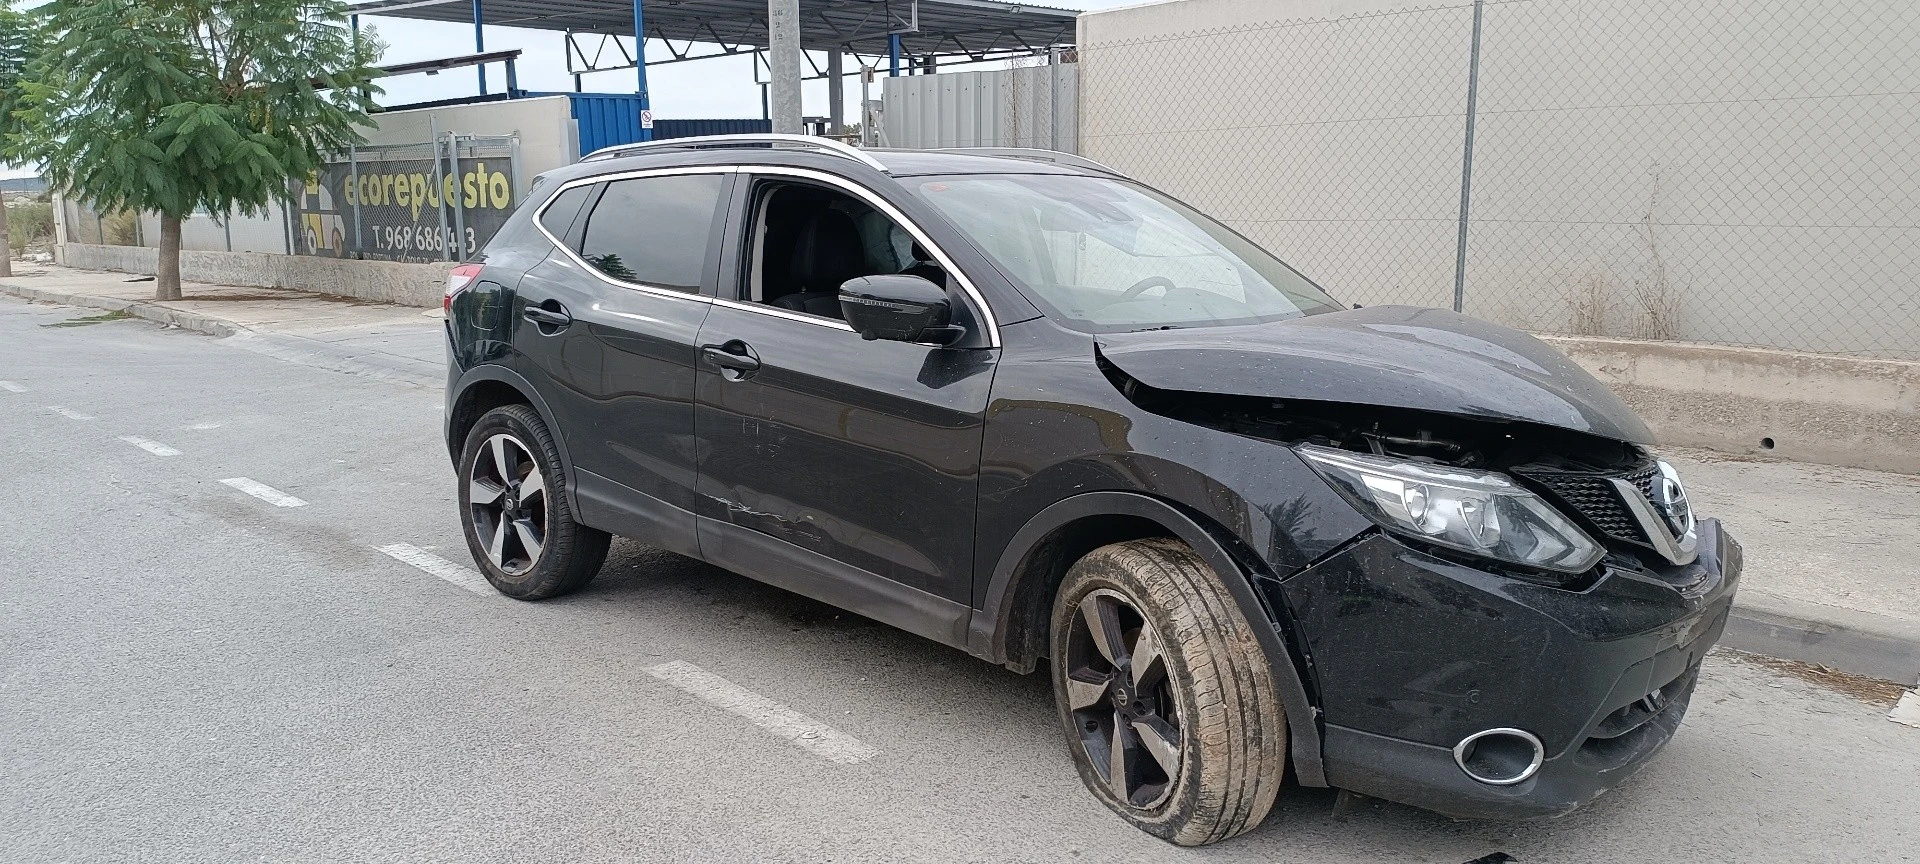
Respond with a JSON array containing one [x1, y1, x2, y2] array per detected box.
[[291, 156, 515, 262]]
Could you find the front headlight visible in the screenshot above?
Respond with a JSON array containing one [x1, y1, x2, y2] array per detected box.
[[1297, 445, 1603, 574]]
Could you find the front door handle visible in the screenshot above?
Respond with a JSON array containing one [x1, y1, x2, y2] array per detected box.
[[700, 341, 762, 380], [523, 303, 573, 329]]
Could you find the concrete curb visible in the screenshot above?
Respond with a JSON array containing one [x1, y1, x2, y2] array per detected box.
[[4, 279, 1917, 685], [0, 280, 246, 338], [1720, 592, 1920, 684]]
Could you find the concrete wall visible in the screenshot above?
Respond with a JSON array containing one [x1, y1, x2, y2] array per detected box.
[[1076, 0, 1920, 360], [58, 242, 445, 307], [1544, 336, 1920, 475], [882, 62, 1079, 152]]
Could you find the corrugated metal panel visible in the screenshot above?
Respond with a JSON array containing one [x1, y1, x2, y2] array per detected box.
[[655, 118, 772, 139], [881, 63, 1078, 153], [568, 94, 646, 155], [563, 97, 772, 155]]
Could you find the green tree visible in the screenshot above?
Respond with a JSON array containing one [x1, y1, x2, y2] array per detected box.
[[0, 1, 43, 278], [11, 0, 380, 299]]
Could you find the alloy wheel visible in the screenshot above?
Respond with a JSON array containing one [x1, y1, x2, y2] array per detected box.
[[467, 433, 546, 576], [1064, 588, 1184, 809]]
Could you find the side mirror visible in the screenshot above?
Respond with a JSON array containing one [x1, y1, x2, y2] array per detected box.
[[838, 275, 967, 346]]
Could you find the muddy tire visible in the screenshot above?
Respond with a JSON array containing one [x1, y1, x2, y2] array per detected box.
[[1049, 538, 1287, 846], [458, 404, 610, 600]]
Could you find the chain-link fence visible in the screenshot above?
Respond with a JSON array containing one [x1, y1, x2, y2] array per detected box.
[[292, 135, 519, 263], [59, 133, 521, 264], [1078, 0, 1920, 359], [65, 186, 295, 253]]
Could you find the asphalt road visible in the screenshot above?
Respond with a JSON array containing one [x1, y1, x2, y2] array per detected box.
[[2, 295, 1915, 864]]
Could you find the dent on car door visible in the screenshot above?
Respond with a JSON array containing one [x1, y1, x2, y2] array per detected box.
[[510, 170, 733, 556], [690, 173, 998, 640]]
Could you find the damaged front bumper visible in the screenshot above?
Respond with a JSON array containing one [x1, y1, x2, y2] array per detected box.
[[1279, 518, 1741, 819]]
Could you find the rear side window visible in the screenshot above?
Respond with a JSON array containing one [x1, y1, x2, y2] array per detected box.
[[538, 184, 595, 241], [575, 174, 727, 292]]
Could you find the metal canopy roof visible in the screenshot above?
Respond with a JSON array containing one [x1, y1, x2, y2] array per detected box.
[[351, 0, 1079, 60]]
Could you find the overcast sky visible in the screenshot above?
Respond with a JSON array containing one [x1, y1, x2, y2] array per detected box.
[[1, 0, 1148, 178]]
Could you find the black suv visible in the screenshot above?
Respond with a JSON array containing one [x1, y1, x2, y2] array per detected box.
[[443, 136, 1739, 846]]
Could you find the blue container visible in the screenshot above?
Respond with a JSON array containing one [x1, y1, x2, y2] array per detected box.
[[567, 93, 648, 156], [558, 93, 772, 157], [653, 118, 771, 140]]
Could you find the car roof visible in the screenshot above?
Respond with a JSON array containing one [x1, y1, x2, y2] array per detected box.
[[530, 141, 1114, 193], [864, 149, 1096, 177]]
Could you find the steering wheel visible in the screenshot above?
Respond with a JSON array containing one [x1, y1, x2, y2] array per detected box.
[[1115, 276, 1178, 303]]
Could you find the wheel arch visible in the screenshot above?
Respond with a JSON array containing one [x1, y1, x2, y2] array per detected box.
[[970, 490, 1328, 787], [447, 365, 579, 512]]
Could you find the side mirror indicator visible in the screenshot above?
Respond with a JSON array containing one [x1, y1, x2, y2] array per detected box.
[[838, 275, 966, 346]]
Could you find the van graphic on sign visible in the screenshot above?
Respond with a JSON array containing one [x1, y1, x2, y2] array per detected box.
[[297, 177, 347, 257]]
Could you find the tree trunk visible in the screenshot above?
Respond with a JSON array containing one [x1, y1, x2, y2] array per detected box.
[[0, 197, 13, 279], [155, 213, 182, 301]]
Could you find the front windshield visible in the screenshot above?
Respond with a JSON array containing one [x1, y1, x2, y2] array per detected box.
[[910, 173, 1341, 331]]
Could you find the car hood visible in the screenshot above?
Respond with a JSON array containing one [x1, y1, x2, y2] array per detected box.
[[1095, 305, 1654, 443]]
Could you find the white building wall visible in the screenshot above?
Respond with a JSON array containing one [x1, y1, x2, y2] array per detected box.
[[1077, 0, 1920, 358], [362, 95, 579, 193]]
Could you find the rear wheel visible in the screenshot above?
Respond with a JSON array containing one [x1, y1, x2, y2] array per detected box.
[[1049, 538, 1287, 846], [458, 404, 609, 599]]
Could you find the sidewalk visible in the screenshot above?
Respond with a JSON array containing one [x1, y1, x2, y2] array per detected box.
[[4, 263, 1917, 685], [0, 263, 445, 386]]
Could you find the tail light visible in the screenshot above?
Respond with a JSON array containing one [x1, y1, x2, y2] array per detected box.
[[446, 263, 484, 312]]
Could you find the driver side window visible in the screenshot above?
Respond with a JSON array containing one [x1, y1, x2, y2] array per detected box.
[[741, 180, 950, 321]]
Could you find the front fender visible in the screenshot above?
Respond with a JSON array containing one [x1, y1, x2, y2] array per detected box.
[[972, 490, 1332, 788]]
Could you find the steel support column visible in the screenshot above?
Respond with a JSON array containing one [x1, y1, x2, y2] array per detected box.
[[827, 50, 844, 134], [351, 14, 368, 100], [889, 33, 901, 77], [472, 0, 486, 95], [634, 0, 653, 140]]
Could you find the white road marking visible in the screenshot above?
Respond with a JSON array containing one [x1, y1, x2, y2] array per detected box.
[[187, 422, 222, 430], [118, 436, 181, 457], [644, 660, 878, 764], [218, 477, 307, 507], [46, 406, 94, 420], [375, 543, 496, 597], [0, 381, 25, 393], [1892, 682, 1920, 729]]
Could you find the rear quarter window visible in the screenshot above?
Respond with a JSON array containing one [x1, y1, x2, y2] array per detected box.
[[574, 174, 727, 292], [537, 184, 595, 242]]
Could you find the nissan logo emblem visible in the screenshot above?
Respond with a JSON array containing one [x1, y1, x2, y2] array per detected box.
[[1650, 461, 1694, 540]]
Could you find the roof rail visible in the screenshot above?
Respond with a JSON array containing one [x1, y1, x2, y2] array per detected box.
[[926, 148, 1120, 175], [581, 134, 890, 174]]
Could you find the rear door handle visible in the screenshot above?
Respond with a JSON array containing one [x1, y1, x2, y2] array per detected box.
[[523, 303, 573, 328], [700, 341, 762, 380]]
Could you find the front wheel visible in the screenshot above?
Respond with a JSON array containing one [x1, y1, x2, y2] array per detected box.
[[1049, 538, 1287, 846], [458, 404, 610, 599]]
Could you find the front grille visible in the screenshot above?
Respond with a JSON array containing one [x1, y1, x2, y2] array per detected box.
[[1518, 462, 1660, 546]]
